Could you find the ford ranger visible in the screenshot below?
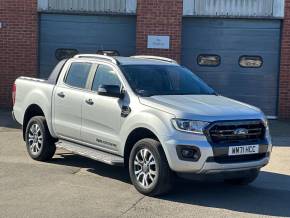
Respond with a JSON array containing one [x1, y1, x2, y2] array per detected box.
[[12, 54, 272, 196]]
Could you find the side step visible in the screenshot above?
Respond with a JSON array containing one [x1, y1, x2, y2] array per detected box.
[[56, 140, 124, 166]]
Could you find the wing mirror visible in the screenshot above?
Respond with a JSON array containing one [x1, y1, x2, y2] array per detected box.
[[98, 85, 124, 99]]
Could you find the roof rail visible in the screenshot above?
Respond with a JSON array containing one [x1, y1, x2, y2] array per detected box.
[[74, 54, 119, 64], [131, 55, 178, 64]]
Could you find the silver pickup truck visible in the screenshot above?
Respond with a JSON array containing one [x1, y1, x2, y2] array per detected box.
[[12, 54, 272, 196]]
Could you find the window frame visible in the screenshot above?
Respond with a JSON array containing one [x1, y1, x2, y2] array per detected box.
[[63, 61, 94, 90], [89, 63, 124, 94], [239, 55, 263, 68], [197, 54, 221, 67]]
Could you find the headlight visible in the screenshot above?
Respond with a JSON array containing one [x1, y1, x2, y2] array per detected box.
[[171, 119, 209, 134]]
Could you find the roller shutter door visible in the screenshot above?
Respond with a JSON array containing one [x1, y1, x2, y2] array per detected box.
[[39, 14, 136, 78], [182, 18, 281, 117]]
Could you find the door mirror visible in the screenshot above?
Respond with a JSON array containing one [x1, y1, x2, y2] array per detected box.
[[98, 85, 124, 98]]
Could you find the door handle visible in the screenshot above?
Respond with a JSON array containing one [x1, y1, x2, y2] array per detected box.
[[85, 99, 94, 105], [57, 92, 65, 98]]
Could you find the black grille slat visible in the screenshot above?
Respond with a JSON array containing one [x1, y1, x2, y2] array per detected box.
[[211, 132, 262, 137], [210, 153, 268, 164]]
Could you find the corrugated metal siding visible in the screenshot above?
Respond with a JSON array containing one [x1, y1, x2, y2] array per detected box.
[[183, 0, 285, 18], [38, 0, 137, 14]]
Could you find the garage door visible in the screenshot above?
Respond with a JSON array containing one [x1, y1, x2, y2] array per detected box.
[[39, 14, 136, 78], [182, 18, 281, 117]]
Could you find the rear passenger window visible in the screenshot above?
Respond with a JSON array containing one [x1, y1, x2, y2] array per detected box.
[[92, 65, 121, 91], [65, 62, 92, 89], [197, 54, 220, 67], [239, 56, 263, 68]]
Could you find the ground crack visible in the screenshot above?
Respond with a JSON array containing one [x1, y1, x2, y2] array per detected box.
[[71, 168, 82, 175], [118, 195, 145, 217]]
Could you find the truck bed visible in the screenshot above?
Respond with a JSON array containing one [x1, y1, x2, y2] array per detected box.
[[13, 76, 55, 127]]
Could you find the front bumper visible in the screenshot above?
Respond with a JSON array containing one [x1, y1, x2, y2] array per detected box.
[[162, 131, 272, 174]]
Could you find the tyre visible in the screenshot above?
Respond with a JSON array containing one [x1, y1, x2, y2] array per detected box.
[[224, 169, 260, 185], [25, 116, 56, 161], [129, 138, 173, 196]]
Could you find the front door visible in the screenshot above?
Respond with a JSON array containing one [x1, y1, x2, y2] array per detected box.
[[81, 64, 123, 151]]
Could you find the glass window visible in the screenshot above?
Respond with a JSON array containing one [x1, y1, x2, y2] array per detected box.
[[55, 48, 78, 60], [197, 54, 220, 67], [121, 65, 215, 97], [92, 65, 121, 91], [96, 50, 120, 56], [239, 56, 263, 68], [65, 62, 92, 89]]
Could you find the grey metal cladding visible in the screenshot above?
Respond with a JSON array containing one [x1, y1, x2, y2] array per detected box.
[[181, 18, 281, 116], [183, 0, 285, 18], [38, 0, 284, 17], [38, 0, 137, 14]]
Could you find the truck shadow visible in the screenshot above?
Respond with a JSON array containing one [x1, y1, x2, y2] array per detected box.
[[0, 109, 21, 130], [163, 173, 290, 217], [50, 152, 131, 183], [50, 152, 290, 217]]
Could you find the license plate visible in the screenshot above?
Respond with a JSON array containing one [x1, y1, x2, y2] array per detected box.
[[228, 145, 259, 156]]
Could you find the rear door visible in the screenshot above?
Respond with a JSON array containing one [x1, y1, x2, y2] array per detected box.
[[81, 63, 123, 151], [53, 61, 93, 140]]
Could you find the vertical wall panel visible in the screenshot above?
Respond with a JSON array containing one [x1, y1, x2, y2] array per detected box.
[[38, 0, 136, 13], [183, 0, 284, 18]]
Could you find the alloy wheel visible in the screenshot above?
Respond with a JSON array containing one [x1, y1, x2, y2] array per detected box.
[[134, 148, 157, 188]]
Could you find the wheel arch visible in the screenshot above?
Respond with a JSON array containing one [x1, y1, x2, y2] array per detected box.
[[22, 104, 45, 140], [123, 127, 162, 168]]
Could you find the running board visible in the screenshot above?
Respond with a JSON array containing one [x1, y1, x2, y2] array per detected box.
[[56, 140, 124, 166]]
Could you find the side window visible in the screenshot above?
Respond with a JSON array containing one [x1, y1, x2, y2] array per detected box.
[[197, 54, 220, 67], [55, 48, 78, 60], [92, 65, 121, 91], [65, 62, 92, 89], [239, 56, 263, 68], [96, 50, 120, 56]]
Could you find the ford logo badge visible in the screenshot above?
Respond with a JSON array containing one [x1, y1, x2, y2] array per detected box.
[[234, 128, 248, 135]]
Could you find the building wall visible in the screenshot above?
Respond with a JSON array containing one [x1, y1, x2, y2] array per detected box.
[[0, 0, 290, 119], [135, 0, 183, 62], [279, 0, 290, 119], [0, 0, 38, 108]]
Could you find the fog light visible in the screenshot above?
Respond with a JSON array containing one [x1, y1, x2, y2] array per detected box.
[[181, 148, 200, 161], [181, 149, 194, 158], [177, 145, 201, 162]]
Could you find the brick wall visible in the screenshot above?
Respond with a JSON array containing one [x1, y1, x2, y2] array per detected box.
[[0, 0, 289, 119], [279, 0, 290, 119], [136, 0, 183, 62], [0, 0, 38, 108]]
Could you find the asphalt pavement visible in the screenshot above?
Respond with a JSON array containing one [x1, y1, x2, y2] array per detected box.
[[0, 109, 290, 218]]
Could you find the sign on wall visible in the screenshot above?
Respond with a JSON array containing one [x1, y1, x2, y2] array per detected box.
[[147, 35, 170, 49]]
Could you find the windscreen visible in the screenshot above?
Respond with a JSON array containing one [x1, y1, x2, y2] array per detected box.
[[120, 65, 215, 97]]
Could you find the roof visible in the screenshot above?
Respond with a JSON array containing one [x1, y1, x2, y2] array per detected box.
[[115, 57, 178, 66], [73, 54, 178, 66]]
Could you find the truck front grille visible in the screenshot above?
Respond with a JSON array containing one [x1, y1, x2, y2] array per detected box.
[[205, 120, 266, 145]]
